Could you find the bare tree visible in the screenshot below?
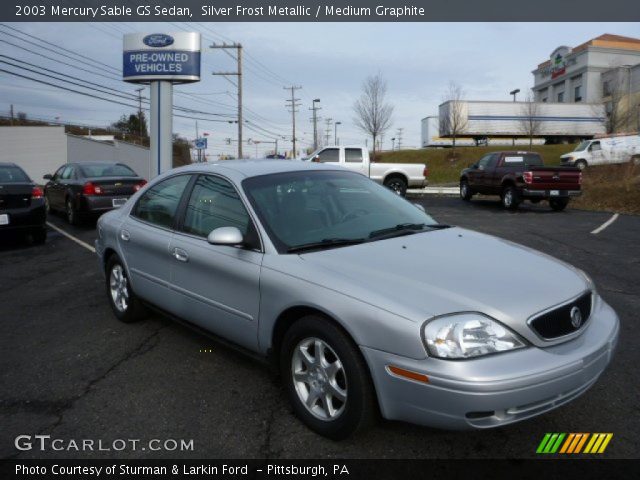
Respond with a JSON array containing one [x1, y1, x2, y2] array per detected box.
[[353, 73, 394, 169], [602, 66, 634, 134], [440, 82, 468, 154], [519, 94, 542, 147]]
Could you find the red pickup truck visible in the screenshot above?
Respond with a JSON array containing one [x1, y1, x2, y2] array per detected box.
[[459, 151, 582, 211]]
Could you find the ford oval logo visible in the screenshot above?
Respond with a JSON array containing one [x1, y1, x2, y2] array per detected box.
[[143, 34, 174, 48]]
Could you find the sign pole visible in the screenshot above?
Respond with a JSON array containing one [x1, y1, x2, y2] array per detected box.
[[150, 81, 173, 176]]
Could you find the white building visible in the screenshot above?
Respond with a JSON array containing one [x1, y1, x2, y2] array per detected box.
[[0, 126, 152, 183], [532, 34, 640, 104]]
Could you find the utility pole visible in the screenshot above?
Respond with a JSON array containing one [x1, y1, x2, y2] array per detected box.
[[310, 98, 321, 151], [324, 118, 333, 145], [135, 87, 144, 138], [396, 128, 404, 150], [195, 120, 200, 163], [334, 121, 341, 145], [211, 42, 243, 158], [284, 86, 302, 158], [9, 104, 14, 125]]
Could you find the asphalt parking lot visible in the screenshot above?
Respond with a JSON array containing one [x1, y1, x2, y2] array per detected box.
[[1, 197, 638, 459]]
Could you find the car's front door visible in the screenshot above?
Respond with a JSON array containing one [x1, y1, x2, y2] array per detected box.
[[469, 154, 492, 193], [314, 147, 341, 166], [342, 148, 367, 176], [120, 174, 193, 312], [589, 141, 604, 165], [47, 165, 69, 209], [170, 174, 263, 350]]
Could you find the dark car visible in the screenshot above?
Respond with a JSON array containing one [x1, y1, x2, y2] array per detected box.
[[0, 162, 47, 244], [44, 162, 146, 225], [459, 151, 582, 211]]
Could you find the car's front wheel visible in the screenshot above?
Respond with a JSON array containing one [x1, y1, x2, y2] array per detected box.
[[280, 316, 376, 439], [460, 179, 473, 201], [105, 255, 147, 323]]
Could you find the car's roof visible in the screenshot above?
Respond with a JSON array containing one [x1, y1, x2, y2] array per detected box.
[[176, 159, 343, 179], [0, 162, 18, 167]]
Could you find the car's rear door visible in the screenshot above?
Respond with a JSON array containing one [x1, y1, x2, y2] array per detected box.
[[119, 174, 193, 312], [169, 174, 263, 351]]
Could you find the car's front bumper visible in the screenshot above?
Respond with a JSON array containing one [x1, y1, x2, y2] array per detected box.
[[361, 298, 619, 429]]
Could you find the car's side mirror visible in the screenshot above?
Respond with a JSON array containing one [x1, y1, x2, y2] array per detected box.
[[43, 174, 53, 180], [470, 163, 478, 170], [207, 226, 244, 246], [312, 155, 320, 163], [414, 203, 426, 212]]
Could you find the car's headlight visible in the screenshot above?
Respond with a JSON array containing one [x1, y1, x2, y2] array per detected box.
[[422, 313, 525, 359]]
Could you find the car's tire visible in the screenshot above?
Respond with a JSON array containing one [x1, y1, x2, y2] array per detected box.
[[32, 227, 47, 245], [501, 185, 520, 210], [280, 315, 376, 440], [383, 176, 408, 197], [549, 198, 569, 212], [44, 195, 52, 215], [460, 179, 473, 201], [65, 197, 79, 226], [575, 160, 587, 170], [105, 255, 147, 323]]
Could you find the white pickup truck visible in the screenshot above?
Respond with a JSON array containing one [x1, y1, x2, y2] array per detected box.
[[303, 145, 427, 196]]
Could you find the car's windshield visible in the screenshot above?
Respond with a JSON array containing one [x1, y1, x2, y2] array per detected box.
[[79, 163, 137, 178], [0, 165, 30, 183], [242, 170, 439, 253], [574, 141, 590, 152]]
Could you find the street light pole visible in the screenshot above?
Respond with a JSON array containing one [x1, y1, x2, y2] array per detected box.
[[311, 99, 321, 150], [510, 89, 520, 145], [334, 121, 342, 145]]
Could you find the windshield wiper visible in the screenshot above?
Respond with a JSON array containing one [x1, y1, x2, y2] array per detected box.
[[287, 238, 367, 254], [368, 223, 451, 240]]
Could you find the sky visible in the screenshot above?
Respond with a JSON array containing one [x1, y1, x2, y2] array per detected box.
[[1, 21, 639, 158]]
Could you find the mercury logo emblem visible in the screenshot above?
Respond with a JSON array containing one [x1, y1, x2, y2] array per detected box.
[[570, 306, 583, 329]]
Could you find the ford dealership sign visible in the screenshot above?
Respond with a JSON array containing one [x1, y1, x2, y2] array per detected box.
[[143, 34, 175, 48], [123, 32, 200, 83]]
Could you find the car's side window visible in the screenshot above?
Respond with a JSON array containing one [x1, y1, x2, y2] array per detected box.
[[59, 166, 73, 180], [132, 175, 191, 229], [590, 142, 601, 152], [478, 155, 492, 168], [52, 165, 66, 181], [316, 148, 340, 163], [181, 175, 254, 240], [486, 154, 499, 168], [344, 148, 363, 163]]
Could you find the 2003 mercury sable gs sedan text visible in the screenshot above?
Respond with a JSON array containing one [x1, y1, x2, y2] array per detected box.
[[95, 160, 619, 439]]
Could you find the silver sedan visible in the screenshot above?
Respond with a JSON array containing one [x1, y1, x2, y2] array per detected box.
[[95, 160, 619, 439]]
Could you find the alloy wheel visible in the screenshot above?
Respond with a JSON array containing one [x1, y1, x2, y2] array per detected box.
[[109, 264, 129, 313], [291, 337, 347, 421]]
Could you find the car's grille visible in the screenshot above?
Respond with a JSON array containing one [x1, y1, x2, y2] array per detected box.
[[529, 291, 592, 339]]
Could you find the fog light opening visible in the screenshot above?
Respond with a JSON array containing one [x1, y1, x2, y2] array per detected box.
[[465, 411, 495, 419]]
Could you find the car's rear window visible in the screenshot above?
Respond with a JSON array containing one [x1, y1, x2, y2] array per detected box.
[[79, 164, 137, 178], [0, 165, 30, 183], [502, 154, 543, 167]]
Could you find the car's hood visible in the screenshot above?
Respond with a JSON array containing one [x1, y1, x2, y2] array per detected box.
[[294, 227, 589, 344]]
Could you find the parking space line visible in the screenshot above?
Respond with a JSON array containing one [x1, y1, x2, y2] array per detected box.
[[591, 213, 619, 235], [46, 222, 96, 253]]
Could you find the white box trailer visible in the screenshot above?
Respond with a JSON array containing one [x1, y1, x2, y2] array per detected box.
[[421, 116, 544, 148], [438, 101, 606, 142]]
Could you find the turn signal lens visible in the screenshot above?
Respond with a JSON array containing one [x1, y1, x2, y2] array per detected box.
[[387, 365, 429, 384], [31, 186, 43, 199]]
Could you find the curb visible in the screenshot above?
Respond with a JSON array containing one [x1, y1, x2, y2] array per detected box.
[[407, 187, 459, 196]]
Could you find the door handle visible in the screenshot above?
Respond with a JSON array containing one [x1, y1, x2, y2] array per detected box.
[[120, 230, 130, 241], [173, 248, 189, 262]]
